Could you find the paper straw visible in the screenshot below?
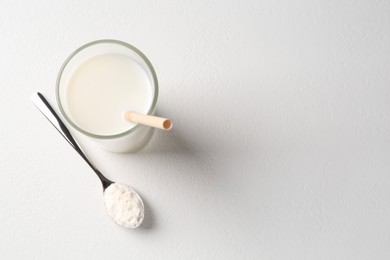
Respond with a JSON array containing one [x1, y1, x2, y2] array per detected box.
[[123, 112, 172, 130]]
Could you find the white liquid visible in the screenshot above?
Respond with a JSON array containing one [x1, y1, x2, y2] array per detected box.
[[66, 53, 153, 136]]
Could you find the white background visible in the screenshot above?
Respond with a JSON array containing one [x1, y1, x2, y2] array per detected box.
[[1, 0, 390, 259]]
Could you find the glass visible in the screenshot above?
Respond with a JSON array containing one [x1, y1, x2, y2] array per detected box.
[[56, 39, 158, 153]]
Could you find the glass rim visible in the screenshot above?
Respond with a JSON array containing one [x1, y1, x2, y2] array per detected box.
[[55, 39, 159, 139]]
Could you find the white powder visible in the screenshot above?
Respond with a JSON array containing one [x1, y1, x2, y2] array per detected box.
[[104, 183, 144, 229]]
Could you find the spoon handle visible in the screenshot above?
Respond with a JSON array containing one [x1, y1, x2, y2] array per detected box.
[[31, 92, 113, 189]]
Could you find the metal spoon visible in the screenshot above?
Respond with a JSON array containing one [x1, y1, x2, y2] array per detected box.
[[31, 92, 144, 229]]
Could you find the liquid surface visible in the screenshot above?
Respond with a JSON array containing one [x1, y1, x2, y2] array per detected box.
[[67, 53, 153, 136]]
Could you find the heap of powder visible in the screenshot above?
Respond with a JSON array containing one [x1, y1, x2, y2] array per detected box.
[[104, 183, 144, 228]]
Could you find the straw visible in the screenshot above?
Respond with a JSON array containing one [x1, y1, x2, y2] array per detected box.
[[123, 112, 172, 130]]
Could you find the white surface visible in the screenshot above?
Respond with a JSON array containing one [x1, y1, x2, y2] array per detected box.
[[1, 0, 390, 259]]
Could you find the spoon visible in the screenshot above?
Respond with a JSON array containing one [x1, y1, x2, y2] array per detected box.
[[31, 92, 144, 229]]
